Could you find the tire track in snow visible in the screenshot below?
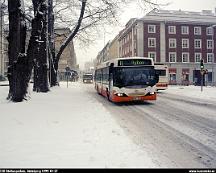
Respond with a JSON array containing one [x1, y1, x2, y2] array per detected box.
[[131, 100, 216, 167]]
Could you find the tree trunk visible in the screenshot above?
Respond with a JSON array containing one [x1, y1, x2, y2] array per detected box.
[[7, 0, 28, 102], [48, 0, 57, 87], [32, 0, 49, 92]]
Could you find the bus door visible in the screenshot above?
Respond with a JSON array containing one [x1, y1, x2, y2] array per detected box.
[[108, 63, 114, 99]]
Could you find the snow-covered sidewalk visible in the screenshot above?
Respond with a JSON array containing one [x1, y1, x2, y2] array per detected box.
[[160, 85, 216, 102], [0, 82, 155, 168]]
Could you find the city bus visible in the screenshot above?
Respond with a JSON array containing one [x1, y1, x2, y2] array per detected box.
[[94, 57, 159, 103], [154, 63, 169, 90]]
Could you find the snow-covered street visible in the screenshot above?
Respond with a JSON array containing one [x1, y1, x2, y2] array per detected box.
[[0, 82, 216, 168], [0, 82, 155, 168]]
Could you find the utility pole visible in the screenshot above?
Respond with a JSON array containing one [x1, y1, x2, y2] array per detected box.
[[200, 59, 204, 92]]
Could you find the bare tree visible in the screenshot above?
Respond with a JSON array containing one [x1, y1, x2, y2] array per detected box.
[[51, 0, 164, 86], [6, 0, 163, 101]]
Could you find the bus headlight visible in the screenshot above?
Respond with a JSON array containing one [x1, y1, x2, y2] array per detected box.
[[115, 93, 127, 97], [150, 92, 155, 95]]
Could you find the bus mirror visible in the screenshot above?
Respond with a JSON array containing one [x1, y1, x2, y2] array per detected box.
[[155, 72, 159, 83], [110, 63, 114, 73]]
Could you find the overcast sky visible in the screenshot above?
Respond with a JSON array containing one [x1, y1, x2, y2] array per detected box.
[[75, 0, 216, 70]]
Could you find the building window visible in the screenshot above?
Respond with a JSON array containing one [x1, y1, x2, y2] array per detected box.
[[195, 53, 202, 63], [207, 53, 214, 63], [194, 39, 202, 49], [134, 28, 137, 35], [148, 25, 156, 33], [168, 26, 176, 34], [194, 27, 201, 35], [148, 38, 156, 47], [169, 52, 176, 62], [134, 40, 137, 49], [207, 40, 213, 49], [206, 27, 213, 35], [182, 39, 189, 48], [181, 26, 189, 34], [169, 38, 176, 48], [169, 74, 176, 82], [182, 53, 189, 63], [148, 52, 156, 62]]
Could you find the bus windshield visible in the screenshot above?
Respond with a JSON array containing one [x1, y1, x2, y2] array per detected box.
[[113, 67, 157, 88], [83, 74, 93, 79]]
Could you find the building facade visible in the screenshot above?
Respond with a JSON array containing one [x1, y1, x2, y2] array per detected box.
[[118, 9, 216, 85], [1, 27, 78, 81], [55, 28, 78, 80]]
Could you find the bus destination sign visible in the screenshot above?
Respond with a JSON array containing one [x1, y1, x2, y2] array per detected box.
[[118, 59, 152, 66]]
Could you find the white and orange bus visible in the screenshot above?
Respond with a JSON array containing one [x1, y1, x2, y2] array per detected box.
[[154, 63, 169, 90], [94, 57, 159, 103]]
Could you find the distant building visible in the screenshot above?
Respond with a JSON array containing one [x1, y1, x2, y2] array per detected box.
[[96, 41, 110, 65], [95, 34, 120, 66], [55, 28, 78, 80], [1, 26, 78, 81], [108, 35, 119, 59], [84, 61, 94, 73], [117, 9, 216, 85]]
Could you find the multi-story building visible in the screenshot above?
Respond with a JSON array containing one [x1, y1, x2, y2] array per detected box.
[[108, 35, 119, 59], [118, 9, 216, 85], [96, 41, 110, 65], [95, 34, 120, 66]]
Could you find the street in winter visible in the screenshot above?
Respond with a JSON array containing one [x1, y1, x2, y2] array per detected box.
[[1, 0, 216, 170], [0, 81, 216, 168]]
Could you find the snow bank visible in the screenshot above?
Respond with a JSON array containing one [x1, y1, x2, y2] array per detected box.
[[161, 85, 216, 102]]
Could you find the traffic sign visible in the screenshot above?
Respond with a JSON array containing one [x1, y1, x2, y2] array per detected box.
[[65, 66, 71, 71]]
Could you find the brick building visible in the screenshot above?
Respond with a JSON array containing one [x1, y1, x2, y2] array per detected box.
[[118, 9, 216, 85], [0, 27, 78, 81]]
